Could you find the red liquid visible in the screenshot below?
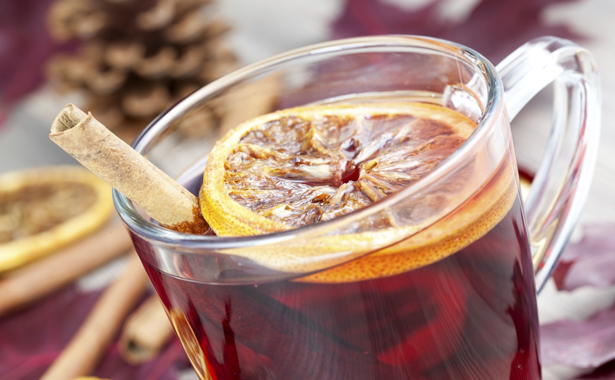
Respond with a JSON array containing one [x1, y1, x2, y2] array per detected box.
[[141, 196, 541, 380]]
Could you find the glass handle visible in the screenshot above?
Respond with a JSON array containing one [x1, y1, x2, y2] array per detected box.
[[496, 36, 601, 292]]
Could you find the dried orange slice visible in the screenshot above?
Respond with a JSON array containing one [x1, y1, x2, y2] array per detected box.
[[201, 103, 475, 234], [200, 103, 516, 281], [0, 166, 114, 273]]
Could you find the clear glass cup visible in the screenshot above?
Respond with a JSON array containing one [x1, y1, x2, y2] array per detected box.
[[114, 36, 600, 379]]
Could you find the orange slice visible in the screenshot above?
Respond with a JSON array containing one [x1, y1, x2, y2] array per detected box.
[[0, 165, 114, 273], [200, 103, 516, 282], [202, 103, 475, 233]]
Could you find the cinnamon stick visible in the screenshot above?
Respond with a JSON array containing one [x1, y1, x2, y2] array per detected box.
[[50, 104, 208, 234], [119, 294, 175, 364], [41, 252, 149, 380], [0, 219, 132, 317]]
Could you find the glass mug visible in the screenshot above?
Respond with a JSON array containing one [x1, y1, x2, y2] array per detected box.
[[114, 36, 600, 379]]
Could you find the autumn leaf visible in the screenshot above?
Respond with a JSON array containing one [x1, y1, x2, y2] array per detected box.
[[540, 223, 615, 376], [552, 224, 615, 291], [577, 358, 615, 379], [541, 303, 615, 369], [0, 284, 190, 380], [331, 0, 583, 64], [0, 0, 74, 128]]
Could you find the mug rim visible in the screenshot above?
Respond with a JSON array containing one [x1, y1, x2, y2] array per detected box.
[[113, 35, 504, 249]]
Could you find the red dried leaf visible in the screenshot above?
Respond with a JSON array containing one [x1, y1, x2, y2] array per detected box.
[[331, 0, 584, 64], [541, 303, 615, 369], [0, 285, 190, 380], [0, 285, 99, 379], [0, 0, 73, 127], [577, 359, 615, 379], [552, 224, 615, 291]]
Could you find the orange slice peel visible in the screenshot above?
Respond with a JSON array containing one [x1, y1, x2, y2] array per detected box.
[[0, 165, 114, 273]]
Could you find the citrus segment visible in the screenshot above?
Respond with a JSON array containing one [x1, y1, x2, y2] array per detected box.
[[0, 166, 114, 272]]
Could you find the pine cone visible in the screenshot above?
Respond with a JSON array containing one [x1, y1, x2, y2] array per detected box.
[[46, 0, 239, 140]]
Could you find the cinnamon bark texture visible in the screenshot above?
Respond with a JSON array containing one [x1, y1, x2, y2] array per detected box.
[[119, 295, 175, 364], [0, 219, 131, 316], [50, 104, 208, 234], [40, 252, 149, 380]]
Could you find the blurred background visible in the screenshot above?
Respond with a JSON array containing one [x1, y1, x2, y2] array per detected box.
[[1, 0, 614, 379]]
